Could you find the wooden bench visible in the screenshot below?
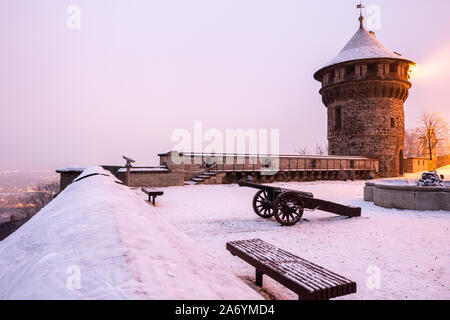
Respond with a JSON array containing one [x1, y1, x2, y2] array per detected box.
[[141, 188, 164, 205], [226, 239, 357, 300]]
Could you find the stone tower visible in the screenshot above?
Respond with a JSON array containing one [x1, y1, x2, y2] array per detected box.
[[314, 12, 415, 177]]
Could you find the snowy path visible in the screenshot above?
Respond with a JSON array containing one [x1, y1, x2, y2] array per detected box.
[[145, 180, 450, 300]]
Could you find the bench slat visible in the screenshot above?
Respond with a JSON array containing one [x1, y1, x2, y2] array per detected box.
[[239, 239, 353, 284]]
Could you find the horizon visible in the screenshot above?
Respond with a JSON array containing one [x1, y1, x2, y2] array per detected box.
[[1, 0, 450, 171]]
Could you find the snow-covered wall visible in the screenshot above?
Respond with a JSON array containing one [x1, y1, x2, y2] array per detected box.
[[0, 167, 261, 300]]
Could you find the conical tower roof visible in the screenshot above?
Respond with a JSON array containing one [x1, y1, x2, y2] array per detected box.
[[314, 19, 414, 79]]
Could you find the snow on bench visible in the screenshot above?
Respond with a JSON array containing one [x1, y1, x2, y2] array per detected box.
[[141, 188, 164, 205]]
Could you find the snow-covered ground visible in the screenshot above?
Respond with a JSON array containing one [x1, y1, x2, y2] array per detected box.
[[0, 166, 448, 300], [0, 167, 261, 300], [142, 174, 450, 300]]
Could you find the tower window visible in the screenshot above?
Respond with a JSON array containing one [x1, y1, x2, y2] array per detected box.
[[398, 65, 408, 79], [390, 118, 395, 128], [335, 107, 342, 132], [334, 68, 345, 81], [355, 64, 367, 78], [323, 73, 329, 85], [378, 63, 390, 75], [392, 64, 398, 73]]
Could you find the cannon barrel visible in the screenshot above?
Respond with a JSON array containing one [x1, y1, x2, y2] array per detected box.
[[238, 179, 314, 198], [239, 179, 282, 191]]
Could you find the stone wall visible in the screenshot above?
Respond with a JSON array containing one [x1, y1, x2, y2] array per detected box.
[[405, 158, 432, 173], [59, 172, 82, 191], [118, 171, 184, 188], [0, 218, 29, 241], [327, 97, 405, 177], [437, 155, 450, 169], [364, 181, 450, 211]]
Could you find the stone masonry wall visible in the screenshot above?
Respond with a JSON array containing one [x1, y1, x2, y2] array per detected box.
[[328, 97, 405, 177], [127, 172, 184, 188]]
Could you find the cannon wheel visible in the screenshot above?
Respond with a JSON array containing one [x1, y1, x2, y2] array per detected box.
[[252, 190, 274, 218], [273, 191, 304, 226]]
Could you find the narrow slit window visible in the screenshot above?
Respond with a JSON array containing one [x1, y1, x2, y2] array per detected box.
[[335, 107, 342, 131]]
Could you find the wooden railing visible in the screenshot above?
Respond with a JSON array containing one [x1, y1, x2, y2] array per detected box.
[[177, 154, 378, 173]]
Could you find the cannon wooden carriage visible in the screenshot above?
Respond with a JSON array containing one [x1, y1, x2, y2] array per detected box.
[[239, 180, 361, 226]]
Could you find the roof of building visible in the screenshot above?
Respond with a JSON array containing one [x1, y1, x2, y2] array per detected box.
[[56, 166, 88, 173], [315, 17, 414, 78], [117, 166, 170, 173]]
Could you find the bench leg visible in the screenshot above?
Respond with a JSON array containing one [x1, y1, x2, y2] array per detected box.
[[299, 294, 317, 301], [255, 270, 263, 287], [152, 196, 155, 205]]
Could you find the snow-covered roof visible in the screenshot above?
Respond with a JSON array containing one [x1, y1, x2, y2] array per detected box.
[[0, 166, 261, 299], [117, 167, 170, 173], [315, 25, 414, 77], [56, 166, 88, 173]]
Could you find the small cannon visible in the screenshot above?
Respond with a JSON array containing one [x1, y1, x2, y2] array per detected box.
[[239, 180, 361, 226]]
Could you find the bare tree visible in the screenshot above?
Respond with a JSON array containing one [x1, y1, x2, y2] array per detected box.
[[295, 147, 309, 155], [19, 181, 60, 217], [296, 144, 329, 156], [315, 143, 328, 156], [414, 112, 449, 161], [404, 129, 422, 158]]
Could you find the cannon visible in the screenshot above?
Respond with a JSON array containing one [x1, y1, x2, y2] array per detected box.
[[239, 180, 361, 226]]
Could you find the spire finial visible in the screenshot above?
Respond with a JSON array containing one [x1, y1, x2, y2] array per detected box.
[[357, 2, 365, 29]]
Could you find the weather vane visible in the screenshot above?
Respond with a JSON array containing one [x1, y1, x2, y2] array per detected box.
[[357, 2, 365, 17], [357, 2, 365, 28]]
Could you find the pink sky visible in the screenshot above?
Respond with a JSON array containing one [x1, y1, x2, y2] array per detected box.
[[1, 0, 449, 170]]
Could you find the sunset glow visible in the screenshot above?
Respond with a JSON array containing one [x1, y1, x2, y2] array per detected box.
[[408, 64, 418, 79], [412, 46, 450, 81]]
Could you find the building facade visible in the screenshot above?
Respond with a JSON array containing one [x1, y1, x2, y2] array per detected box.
[[314, 14, 415, 177]]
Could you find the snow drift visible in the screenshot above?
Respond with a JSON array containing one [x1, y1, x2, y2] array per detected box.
[[0, 167, 261, 300]]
